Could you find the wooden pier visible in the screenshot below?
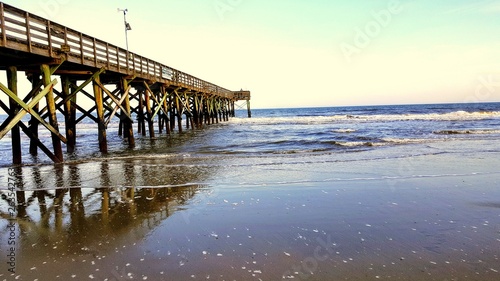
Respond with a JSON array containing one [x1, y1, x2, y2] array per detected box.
[[0, 2, 250, 165]]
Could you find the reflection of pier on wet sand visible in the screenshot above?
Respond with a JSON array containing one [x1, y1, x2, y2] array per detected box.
[[0, 159, 209, 278]]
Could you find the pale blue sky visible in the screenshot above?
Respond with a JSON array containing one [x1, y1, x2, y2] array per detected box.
[[2, 0, 500, 108]]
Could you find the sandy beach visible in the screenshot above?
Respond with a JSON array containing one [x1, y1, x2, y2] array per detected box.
[[1, 138, 499, 281]]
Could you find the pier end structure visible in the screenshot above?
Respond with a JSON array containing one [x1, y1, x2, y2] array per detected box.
[[233, 90, 251, 118]]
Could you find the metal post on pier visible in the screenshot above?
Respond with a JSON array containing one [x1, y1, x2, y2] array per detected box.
[[118, 8, 131, 52], [247, 100, 252, 118]]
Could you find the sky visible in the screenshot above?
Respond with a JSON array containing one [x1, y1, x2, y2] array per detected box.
[[2, 0, 500, 108]]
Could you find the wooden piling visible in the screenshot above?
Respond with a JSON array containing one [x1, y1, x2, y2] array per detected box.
[[7, 66, 21, 164], [209, 99, 215, 125], [62, 76, 76, 153], [121, 77, 135, 147], [193, 95, 200, 129], [204, 98, 210, 125], [137, 91, 146, 136], [175, 93, 183, 133], [215, 99, 220, 124], [186, 94, 194, 130], [41, 64, 64, 162], [224, 100, 229, 121], [143, 88, 155, 138], [28, 73, 41, 156], [169, 94, 176, 131], [92, 74, 107, 153], [247, 100, 252, 118], [161, 87, 171, 134]]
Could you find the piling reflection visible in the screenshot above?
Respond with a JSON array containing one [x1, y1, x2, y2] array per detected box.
[[0, 159, 210, 268]]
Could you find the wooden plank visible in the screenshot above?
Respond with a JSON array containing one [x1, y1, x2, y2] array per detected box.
[[46, 20, 53, 57], [93, 37, 97, 66], [1, 3, 6, 46], [3, 14, 27, 28], [4, 25, 27, 37], [79, 32, 84, 65], [25, 12, 32, 53], [29, 24, 47, 34]]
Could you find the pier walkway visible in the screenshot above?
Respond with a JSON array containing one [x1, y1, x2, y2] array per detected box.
[[0, 2, 251, 165]]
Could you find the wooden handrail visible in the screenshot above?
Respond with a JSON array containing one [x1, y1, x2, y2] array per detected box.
[[0, 2, 235, 99]]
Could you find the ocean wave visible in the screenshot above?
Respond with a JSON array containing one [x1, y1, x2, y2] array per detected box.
[[231, 110, 500, 125], [332, 138, 430, 147], [333, 129, 356, 133], [381, 138, 430, 144], [433, 129, 500, 135]]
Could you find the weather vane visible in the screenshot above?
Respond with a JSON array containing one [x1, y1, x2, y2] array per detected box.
[[117, 8, 131, 52]]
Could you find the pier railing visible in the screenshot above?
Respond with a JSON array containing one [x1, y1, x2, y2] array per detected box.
[[0, 2, 233, 98]]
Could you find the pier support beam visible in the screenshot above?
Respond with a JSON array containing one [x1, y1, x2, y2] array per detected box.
[[175, 91, 183, 133], [41, 64, 64, 161], [160, 86, 171, 134], [7, 66, 21, 164], [204, 98, 210, 125], [28, 73, 41, 156], [141, 83, 157, 138], [121, 77, 135, 147], [144, 88, 155, 138], [169, 93, 176, 131], [193, 94, 201, 129], [247, 100, 252, 118], [93, 74, 107, 153], [62, 76, 77, 153], [137, 90, 146, 136]]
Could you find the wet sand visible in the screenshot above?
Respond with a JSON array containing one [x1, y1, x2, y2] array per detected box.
[[1, 142, 500, 280]]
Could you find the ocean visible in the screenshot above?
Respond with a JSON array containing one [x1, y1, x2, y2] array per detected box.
[[1, 102, 500, 167], [3, 102, 500, 166], [1, 102, 500, 280]]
